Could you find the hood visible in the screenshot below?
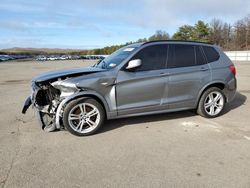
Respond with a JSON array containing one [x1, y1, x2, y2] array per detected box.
[[32, 66, 104, 83]]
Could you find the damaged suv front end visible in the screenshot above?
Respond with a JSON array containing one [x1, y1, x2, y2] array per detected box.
[[22, 67, 104, 132]]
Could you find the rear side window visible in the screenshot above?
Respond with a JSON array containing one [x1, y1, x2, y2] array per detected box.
[[167, 44, 196, 68], [132, 44, 168, 71], [202, 46, 220, 63]]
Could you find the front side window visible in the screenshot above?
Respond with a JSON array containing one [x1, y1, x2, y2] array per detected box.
[[131, 44, 168, 71]]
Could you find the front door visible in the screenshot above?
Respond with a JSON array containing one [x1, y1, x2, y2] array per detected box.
[[116, 44, 169, 115]]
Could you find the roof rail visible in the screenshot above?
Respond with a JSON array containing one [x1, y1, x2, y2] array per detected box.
[[142, 40, 213, 45]]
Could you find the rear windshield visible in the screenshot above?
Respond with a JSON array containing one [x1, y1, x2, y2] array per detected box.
[[202, 46, 220, 63]]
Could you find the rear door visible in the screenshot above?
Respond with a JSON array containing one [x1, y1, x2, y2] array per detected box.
[[164, 44, 211, 109], [116, 44, 168, 115]]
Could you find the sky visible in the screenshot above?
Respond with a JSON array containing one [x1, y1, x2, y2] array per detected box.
[[0, 0, 250, 49]]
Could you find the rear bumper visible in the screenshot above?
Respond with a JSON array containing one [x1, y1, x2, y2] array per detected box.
[[224, 77, 237, 103]]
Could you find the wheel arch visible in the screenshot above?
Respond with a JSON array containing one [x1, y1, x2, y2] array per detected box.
[[55, 91, 111, 129], [195, 81, 226, 108]]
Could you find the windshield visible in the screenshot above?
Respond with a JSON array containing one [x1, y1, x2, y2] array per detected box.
[[96, 46, 138, 69]]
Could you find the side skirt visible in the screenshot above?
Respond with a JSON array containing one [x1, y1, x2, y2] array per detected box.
[[108, 107, 194, 120]]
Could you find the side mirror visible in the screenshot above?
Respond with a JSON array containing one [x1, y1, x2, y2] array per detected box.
[[126, 59, 142, 70]]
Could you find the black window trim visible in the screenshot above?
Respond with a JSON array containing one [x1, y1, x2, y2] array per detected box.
[[121, 43, 214, 71], [196, 45, 208, 65], [200, 45, 209, 64]]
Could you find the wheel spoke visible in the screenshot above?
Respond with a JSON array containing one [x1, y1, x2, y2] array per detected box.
[[79, 105, 84, 114], [87, 109, 98, 117], [214, 94, 221, 102], [75, 120, 83, 130], [208, 93, 214, 101], [86, 119, 95, 127], [215, 103, 222, 109], [205, 102, 213, 109], [83, 104, 86, 113], [210, 105, 215, 115], [69, 114, 80, 120], [79, 121, 84, 131]]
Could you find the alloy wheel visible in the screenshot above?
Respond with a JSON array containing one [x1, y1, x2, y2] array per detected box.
[[204, 91, 224, 116], [68, 103, 100, 134]]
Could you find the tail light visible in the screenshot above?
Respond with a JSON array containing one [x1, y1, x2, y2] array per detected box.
[[229, 65, 236, 76]]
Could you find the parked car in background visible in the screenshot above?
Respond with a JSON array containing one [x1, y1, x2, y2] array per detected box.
[[59, 55, 69, 60], [0, 55, 14, 61], [36, 55, 47, 61], [35, 54, 107, 61], [0, 55, 10, 62], [22, 40, 237, 136], [0, 54, 30, 62]]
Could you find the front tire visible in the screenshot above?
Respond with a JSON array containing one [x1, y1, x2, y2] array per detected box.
[[197, 87, 225, 118], [63, 98, 105, 136]]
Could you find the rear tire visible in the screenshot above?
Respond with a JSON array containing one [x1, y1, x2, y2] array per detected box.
[[197, 87, 225, 118], [63, 98, 105, 136]]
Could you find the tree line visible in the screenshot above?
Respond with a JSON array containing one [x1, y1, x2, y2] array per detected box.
[[79, 13, 250, 55]]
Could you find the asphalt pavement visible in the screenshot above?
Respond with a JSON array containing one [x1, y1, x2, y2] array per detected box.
[[0, 60, 250, 188]]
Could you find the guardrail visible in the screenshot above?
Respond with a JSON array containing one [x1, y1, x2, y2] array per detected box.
[[225, 51, 250, 61]]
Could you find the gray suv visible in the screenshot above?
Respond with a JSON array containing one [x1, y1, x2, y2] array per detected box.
[[22, 41, 237, 136]]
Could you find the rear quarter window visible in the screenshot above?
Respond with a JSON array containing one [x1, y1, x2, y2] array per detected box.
[[202, 46, 220, 63]]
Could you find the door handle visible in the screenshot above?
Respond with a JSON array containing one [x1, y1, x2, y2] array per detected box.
[[200, 67, 209, 71], [160, 72, 169, 76]]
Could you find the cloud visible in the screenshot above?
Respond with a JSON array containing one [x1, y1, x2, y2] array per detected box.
[[0, 0, 46, 13], [48, 0, 250, 34], [118, 0, 250, 28], [0, 21, 28, 30], [0, 37, 42, 48], [1, 0, 250, 29], [1, 0, 250, 48]]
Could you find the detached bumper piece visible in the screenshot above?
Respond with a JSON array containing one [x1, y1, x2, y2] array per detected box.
[[22, 96, 32, 114]]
